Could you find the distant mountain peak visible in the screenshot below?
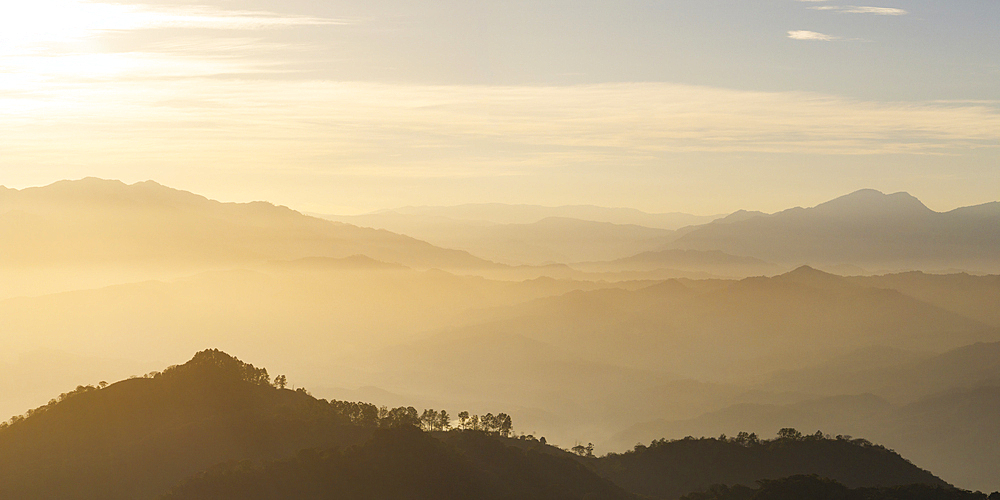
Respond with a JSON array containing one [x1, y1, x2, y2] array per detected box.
[[766, 265, 859, 290], [811, 189, 932, 216], [784, 265, 835, 278]]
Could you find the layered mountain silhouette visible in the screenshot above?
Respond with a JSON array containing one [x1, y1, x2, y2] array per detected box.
[[0, 178, 494, 270], [324, 203, 720, 229], [322, 214, 681, 265], [4, 179, 1000, 496], [670, 189, 1000, 273], [411, 266, 997, 382]]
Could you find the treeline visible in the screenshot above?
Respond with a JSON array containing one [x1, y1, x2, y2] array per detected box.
[[681, 475, 1000, 500], [324, 402, 514, 436], [632, 428, 887, 453]]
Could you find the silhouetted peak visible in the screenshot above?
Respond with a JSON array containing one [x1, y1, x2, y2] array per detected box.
[[163, 349, 272, 387], [811, 189, 933, 217], [768, 265, 855, 290]]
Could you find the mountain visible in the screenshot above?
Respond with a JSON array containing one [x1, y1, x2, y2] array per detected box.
[[320, 213, 681, 265], [342, 267, 998, 451], [328, 203, 722, 229], [424, 267, 996, 382], [0, 178, 495, 272], [848, 272, 1000, 328], [0, 262, 631, 421], [759, 341, 1000, 404], [670, 190, 1000, 273]]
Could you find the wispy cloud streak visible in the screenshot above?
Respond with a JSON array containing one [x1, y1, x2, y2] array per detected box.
[[788, 30, 839, 41], [810, 6, 908, 15]]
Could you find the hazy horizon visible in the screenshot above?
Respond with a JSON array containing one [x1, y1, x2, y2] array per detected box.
[[2, 0, 998, 214]]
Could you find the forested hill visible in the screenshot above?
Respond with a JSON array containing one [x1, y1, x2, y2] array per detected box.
[[0, 349, 630, 500], [0, 350, 378, 500], [0, 349, 978, 500], [162, 426, 634, 500], [592, 431, 947, 500]]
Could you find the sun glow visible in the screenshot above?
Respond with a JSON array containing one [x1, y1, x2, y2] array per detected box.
[[0, 1, 128, 54]]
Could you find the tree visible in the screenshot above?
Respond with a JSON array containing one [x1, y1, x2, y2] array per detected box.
[[777, 428, 803, 440], [273, 375, 287, 389], [458, 411, 469, 430], [437, 410, 451, 431], [420, 409, 439, 431], [381, 406, 419, 428], [498, 413, 513, 438], [482, 413, 496, 434]]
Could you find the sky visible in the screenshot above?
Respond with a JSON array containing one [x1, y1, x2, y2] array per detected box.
[[0, 0, 997, 215]]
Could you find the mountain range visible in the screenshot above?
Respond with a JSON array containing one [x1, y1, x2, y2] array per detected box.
[[3, 178, 1000, 493]]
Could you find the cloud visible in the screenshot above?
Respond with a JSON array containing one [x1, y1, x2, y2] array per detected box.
[[0, 1, 345, 57], [810, 6, 908, 15], [2, 80, 997, 175], [788, 30, 839, 41], [109, 5, 348, 30]]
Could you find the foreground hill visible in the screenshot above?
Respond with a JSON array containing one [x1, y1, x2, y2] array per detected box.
[[2, 349, 975, 500], [670, 190, 1000, 273], [593, 432, 946, 500], [163, 427, 635, 500], [0, 178, 493, 271], [609, 385, 1000, 493], [0, 350, 389, 500], [681, 475, 992, 500]]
